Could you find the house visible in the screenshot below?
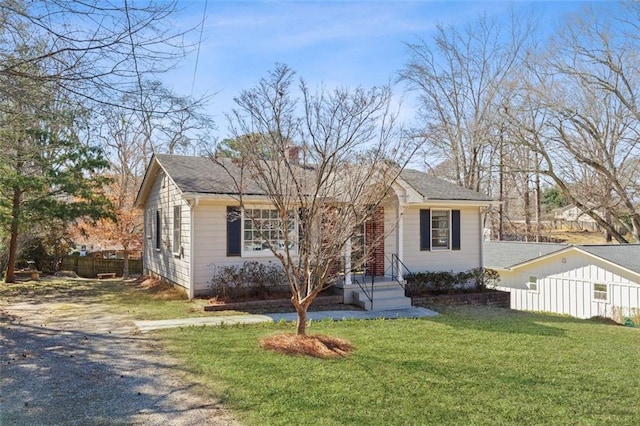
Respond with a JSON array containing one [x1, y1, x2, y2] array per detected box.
[[485, 241, 640, 320], [553, 204, 602, 231], [134, 154, 493, 308]]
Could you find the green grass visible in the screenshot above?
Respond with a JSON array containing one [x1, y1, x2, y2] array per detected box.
[[158, 306, 640, 425], [0, 277, 239, 320]]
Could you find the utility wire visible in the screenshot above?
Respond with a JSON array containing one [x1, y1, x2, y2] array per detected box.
[[191, 0, 208, 97]]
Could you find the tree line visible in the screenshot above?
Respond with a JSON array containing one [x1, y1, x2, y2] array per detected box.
[[1, 2, 639, 285], [400, 3, 640, 243]]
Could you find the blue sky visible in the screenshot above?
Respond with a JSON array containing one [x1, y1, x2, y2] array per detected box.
[[164, 1, 601, 140]]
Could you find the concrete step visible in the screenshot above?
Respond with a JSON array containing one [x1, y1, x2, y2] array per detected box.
[[352, 284, 412, 311]]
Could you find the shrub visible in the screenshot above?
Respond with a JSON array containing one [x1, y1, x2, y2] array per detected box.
[[404, 267, 500, 296], [210, 261, 287, 301]]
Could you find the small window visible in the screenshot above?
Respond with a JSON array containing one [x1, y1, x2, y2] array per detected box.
[[155, 209, 162, 251], [594, 283, 608, 301], [173, 205, 181, 255], [527, 276, 538, 292], [146, 209, 153, 239]]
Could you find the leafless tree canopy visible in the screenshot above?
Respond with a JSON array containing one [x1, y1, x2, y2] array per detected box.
[[401, 4, 640, 243], [217, 65, 419, 334]]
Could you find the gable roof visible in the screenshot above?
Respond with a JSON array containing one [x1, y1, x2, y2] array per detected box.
[[484, 241, 640, 276], [399, 169, 494, 202], [154, 154, 268, 195], [135, 154, 494, 207], [577, 245, 640, 275]]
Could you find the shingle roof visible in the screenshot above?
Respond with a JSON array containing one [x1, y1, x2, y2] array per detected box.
[[577, 245, 640, 275], [483, 241, 568, 270], [399, 169, 494, 201], [484, 241, 640, 276], [155, 154, 268, 195], [151, 154, 493, 202]]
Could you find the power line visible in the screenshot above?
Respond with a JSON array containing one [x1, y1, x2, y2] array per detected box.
[[191, 0, 208, 97]]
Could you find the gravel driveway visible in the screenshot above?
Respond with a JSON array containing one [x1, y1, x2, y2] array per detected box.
[[0, 289, 237, 425]]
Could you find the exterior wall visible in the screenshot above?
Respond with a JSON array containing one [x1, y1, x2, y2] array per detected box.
[[384, 204, 398, 276], [495, 252, 640, 319], [191, 200, 280, 296], [142, 171, 191, 293], [401, 205, 482, 273]]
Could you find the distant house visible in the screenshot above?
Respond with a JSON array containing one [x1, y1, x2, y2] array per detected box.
[[553, 204, 602, 231], [134, 154, 493, 309], [485, 241, 640, 320]]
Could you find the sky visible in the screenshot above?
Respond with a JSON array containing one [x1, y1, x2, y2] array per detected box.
[[163, 1, 604, 141]]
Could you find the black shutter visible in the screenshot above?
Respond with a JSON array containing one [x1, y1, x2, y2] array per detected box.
[[420, 209, 431, 251], [227, 206, 241, 257], [452, 209, 461, 251]]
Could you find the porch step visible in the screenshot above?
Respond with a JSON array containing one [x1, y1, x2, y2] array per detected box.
[[351, 282, 412, 311]]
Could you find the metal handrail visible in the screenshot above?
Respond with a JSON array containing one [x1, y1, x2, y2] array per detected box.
[[389, 253, 412, 290], [343, 254, 375, 310]]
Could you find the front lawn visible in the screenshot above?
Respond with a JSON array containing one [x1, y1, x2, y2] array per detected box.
[[159, 306, 640, 425]]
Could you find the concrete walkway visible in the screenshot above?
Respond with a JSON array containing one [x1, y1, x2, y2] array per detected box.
[[134, 307, 439, 333]]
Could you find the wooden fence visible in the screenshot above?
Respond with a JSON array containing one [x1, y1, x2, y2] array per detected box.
[[61, 256, 142, 278]]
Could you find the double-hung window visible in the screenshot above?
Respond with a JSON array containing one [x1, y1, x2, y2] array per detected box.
[[593, 283, 608, 301], [528, 276, 538, 292], [431, 210, 450, 249], [420, 209, 461, 251], [242, 208, 297, 254]]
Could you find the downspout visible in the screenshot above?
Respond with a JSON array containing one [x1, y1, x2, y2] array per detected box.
[[188, 195, 199, 299]]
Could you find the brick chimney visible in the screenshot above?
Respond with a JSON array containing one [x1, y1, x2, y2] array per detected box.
[[284, 145, 300, 164]]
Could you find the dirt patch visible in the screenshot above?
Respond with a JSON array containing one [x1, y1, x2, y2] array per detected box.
[[260, 333, 354, 358]]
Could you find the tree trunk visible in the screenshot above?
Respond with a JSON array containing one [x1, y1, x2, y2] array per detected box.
[[5, 188, 21, 284], [295, 305, 308, 335], [123, 249, 130, 277]]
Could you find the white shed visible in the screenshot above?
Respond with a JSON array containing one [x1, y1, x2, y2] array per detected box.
[[484, 241, 640, 320]]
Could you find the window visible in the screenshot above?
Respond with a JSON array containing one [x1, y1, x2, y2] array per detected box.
[[173, 205, 181, 255], [243, 208, 297, 254], [594, 283, 608, 301], [528, 276, 538, 291], [146, 209, 152, 239], [154, 209, 162, 250], [420, 209, 461, 251], [431, 210, 450, 249]]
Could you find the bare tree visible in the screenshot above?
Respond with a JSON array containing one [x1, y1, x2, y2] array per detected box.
[[0, 1, 194, 107], [399, 10, 536, 192], [217, 65, 418, 335], [502, 5, 640, 243]]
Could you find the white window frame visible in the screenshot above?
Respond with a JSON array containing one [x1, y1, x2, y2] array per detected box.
[[593, 283, 608, 302], [241, 207, 298, 256], [527, 276, 538, 292], [431, 209, 451, 250], [172, 205, 181, 256]]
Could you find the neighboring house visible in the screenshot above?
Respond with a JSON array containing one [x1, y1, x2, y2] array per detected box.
[[485, 241, 640, 320], [134, 154, 493, 308], [552, 204, 602, 231]]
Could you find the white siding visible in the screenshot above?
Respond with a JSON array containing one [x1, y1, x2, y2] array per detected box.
[[383, 204, 398, 276], [401, 206, 482, 273], [191, 201, 280, 296], [142, 171, 191, 291], [496, 251, 640, 319]]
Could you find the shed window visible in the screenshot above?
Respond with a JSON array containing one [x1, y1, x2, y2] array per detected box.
[[594, 283, 608, 301], [527, 276, 538, 292]]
